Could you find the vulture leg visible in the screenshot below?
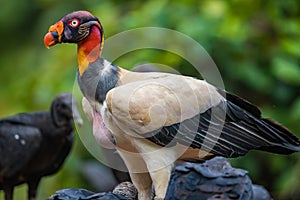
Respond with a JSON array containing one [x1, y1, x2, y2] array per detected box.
[[27, 177, 41, 200], [129, 172, 152, 200], [4, 186, 13, 200], [117, 149, 152, 200], [139, 144, 176, 199], [149, 165, 172, 200]]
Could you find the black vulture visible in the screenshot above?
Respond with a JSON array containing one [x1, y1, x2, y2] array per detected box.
[[0, 93, 83, 200]]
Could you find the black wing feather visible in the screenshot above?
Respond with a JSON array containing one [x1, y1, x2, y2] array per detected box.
[[144, 91, 300, 158]]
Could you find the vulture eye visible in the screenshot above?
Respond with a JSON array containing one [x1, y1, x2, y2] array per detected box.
[[69, 18, 80, 28]]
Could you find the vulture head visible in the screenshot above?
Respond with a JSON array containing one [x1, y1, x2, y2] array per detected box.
[[44, 11, 104, 47], [51, 93, 83, 127]]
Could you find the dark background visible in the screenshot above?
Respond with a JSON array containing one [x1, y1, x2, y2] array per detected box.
[[0, 0, 299, 199]]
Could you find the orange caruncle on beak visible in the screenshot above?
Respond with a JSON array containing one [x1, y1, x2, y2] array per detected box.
[[43, 21, 64, 48]]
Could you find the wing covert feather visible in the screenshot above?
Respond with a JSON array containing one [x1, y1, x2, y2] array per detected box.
[[105, 74, 223, 134]]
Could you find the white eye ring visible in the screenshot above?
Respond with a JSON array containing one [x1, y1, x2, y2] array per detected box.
[[70, 19, 79, 28]]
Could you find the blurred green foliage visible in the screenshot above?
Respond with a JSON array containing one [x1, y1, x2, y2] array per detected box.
[[0, 0, 300, 199]]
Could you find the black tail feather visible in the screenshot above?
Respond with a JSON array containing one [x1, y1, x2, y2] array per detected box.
[[223, 93, 300, 156], [256, 118, 300, 154]]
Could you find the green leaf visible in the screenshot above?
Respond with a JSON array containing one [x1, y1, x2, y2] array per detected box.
[[272, 57, 300, 86], [281, 38, 300, 57], [291, 98, 300, 122]]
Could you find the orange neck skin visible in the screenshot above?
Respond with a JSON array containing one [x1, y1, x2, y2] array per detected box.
[[77, 26, 103, 76]]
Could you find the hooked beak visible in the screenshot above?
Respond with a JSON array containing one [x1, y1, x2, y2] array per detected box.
[[44, 21, 64, 48]]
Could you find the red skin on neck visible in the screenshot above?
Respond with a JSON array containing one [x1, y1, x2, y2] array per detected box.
[[77, 26, 103, 76]]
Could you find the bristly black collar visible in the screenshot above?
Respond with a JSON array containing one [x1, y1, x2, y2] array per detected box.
[[77, 57, 119, 104]]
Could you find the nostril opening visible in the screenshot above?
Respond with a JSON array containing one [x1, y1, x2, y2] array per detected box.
[[51, 32, 59, 38]]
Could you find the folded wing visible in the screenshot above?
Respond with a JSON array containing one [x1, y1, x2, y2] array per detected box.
[[105, 74, 300, 158]]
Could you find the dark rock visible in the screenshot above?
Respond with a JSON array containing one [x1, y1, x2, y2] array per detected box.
[[165, 157, 253, 200], [48, 182, 137, 200], [49, 157, 271, 200]]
